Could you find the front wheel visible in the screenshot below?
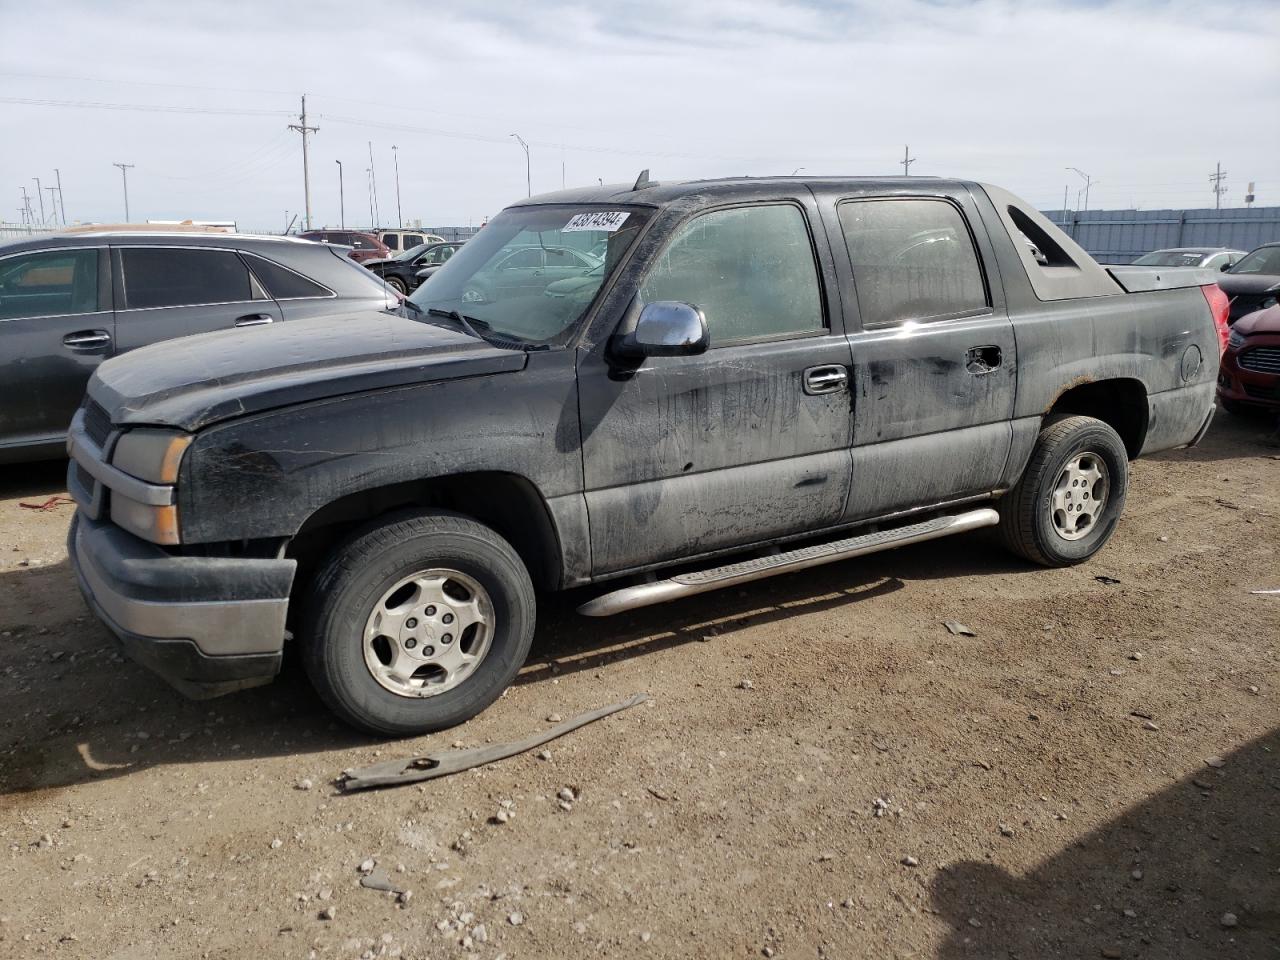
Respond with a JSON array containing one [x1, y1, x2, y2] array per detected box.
[[387, 275, 408, 296], [301, 510, 535, 736], [998, 416, 1129, 567]]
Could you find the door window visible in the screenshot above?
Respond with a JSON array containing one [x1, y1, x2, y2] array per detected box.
[[640, 204, 824, 343], [0, 248, 99, 320], [121, 248, 258, 309], [837, 198, 988, 327], [502, 248, 544, 269], [382, 234, 400, 250], [405, 235, 424, 248]]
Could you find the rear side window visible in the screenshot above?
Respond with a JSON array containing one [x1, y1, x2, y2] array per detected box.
[[381, 234, 400, 250], [641, 203, 824, 343], [121, 248, 257, 309], [349, 234, 379, 250], [837, 198, 987, 327], [0, 248, 99, 319], [244, 253, 331, 299], [405, 235, 424, 248]]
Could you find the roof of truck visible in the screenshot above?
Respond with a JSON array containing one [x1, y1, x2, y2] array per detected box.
[[511, 175, 966, 209]]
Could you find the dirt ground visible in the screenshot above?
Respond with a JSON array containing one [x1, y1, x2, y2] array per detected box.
[[0, 414, 1277, 960]]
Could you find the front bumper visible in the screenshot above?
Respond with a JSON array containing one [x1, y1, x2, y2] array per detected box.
[[69, 513, 296, 698]]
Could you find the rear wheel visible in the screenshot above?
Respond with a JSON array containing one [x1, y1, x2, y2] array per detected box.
[[301, 510, 535, 736], [998, 416, 1129, 567]]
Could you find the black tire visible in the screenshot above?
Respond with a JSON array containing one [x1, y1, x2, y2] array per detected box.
[[387, 275, 407, 296], [1219, 397, 1258, 417], [997, 416, 1129, 567], [301, 510, 535, 737]]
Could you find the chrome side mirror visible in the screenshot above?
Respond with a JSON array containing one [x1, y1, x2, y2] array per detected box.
[[614, 301, 709, 358]]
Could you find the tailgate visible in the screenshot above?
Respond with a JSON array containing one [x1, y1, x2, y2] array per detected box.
[[1107, 265, 1219, 293]]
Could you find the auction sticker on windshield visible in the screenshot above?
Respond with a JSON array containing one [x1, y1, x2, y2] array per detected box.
[[563, 211, 630, 232]]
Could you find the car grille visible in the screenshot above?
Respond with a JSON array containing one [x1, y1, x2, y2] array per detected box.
[[1243, 381, 1280, 401], [82, 400, 114, 448], [1238, 346, 1280, 375]]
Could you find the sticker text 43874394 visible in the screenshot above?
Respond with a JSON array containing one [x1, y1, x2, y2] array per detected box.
[[563, 211, 630, 233]]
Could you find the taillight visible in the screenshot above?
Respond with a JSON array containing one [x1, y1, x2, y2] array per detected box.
[[1201, 284, 1230, 354]]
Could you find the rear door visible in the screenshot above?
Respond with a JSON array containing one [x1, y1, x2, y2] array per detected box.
[[818, 187, 1016, 520], [0, 245, 113, 450], [112, 245, 283, 351]]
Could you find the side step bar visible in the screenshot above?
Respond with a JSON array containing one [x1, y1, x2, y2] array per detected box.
[[577, 508, 1000, 617]]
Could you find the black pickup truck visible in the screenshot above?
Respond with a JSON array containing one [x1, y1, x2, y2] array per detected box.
[[66, 176, 1224, 735]]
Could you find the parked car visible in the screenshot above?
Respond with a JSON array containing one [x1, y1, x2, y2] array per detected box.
[[1216, 242, 1280, 323], [1218, 303, 1280, 414], [365, 241, 466, 295], [1130, 247, 1246, 269], [67, 176, 1221, 735], [460, 243, 601, 304], [0, 232, 398, 463], [378, 229, 446, 254], [298, 229, 391, 263]]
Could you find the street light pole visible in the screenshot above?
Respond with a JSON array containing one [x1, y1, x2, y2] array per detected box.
[[55, 168, 66, 224], [335, 160, 345, 229], [1066, 166, 1095, 212], [112, 163, 134, 221], [510, 133, 530, 198], [392, 145, 402, 229], [366, 167, 374, 230], [34, 178, 45, 224]]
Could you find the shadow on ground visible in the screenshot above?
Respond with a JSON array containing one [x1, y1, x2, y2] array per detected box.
[[0, 527, 1027, 798], [931, 728, 1280, 959], [0, 457, 70, 500]]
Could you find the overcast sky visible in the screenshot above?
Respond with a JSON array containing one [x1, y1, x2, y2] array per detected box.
[[2, 0, 1277, 231]]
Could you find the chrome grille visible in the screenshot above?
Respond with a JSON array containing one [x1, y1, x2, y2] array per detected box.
[[82, 400, 113, 448], [1239, 346, 1280, 375]]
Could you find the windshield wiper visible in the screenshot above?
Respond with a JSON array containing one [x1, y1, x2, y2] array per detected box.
[[423, 307, 544, 351]]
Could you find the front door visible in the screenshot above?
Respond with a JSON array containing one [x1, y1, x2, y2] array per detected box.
[[818, 189, 1017, 520], [0, 245, 113, 453], [111, 245, 283, 351], [577, 199, 854, 575]]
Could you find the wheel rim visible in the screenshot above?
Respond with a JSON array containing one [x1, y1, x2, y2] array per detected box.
[[362, 569, 495, 698], [1050, 452, 1109, 541], [390, 277, 406, 294]]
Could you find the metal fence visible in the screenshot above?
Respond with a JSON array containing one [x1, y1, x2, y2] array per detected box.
[[0, 223, 55, 243], [1045, 206, 1280, 264]]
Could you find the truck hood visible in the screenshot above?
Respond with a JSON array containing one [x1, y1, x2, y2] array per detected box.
[[89, 310, 527, 431], [1233, 303, 1280, 336], [1216, 273, 1280, 297]]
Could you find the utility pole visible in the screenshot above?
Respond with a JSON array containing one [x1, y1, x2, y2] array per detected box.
[[19, 186, 34, 224], [288, 95, 319, 231], [1210, 162, 1227, 210], [54, 168, 66, 224], [901, 145, 915, 176], [391, 145, 402, 229], [1066, 167, 1094, 212], [367, 142, 380, 229], [510, 133, 530, 197], [335, 160, 345, 229], [366, 167, 374, 229], [34, 178, 45, 224], [45, 186, 60, 226], [1062, 185, 1069, 220], [112, 163, 134, 221]]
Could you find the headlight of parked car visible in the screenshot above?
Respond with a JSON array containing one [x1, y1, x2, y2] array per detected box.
[[1227, 329, 1246, 351], [109, 429, 192, 545], [1260, 296, 1278, 311]]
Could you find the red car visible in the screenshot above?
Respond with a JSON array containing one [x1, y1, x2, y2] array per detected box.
[[1218, 303, 1280, 414], [299, 229, 390, 264]]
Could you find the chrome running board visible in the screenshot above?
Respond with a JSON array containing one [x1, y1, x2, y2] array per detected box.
[[577, 508, 1000, 617]]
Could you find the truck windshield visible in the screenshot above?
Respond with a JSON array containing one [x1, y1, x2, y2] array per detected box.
[[407, 205, 649, 345]]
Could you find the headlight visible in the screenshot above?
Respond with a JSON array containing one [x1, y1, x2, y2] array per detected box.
[[112, 429, 192, 485], [1227, 330, 1246, 351], [1261, 296, 1278, 311]]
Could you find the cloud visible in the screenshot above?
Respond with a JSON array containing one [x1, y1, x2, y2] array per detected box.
[[0, 0, 1276, 228]]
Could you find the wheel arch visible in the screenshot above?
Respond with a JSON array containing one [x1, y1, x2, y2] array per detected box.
[[287, 470, 564, 592], [1044, 377, 1149, 458]]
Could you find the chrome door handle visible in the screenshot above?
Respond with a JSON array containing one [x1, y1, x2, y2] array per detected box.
[[62, 330, 112, 348], [234, 313, 274, 327], [803, 364, 849, 395]]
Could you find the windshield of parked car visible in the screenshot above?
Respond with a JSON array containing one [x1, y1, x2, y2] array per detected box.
[[1228, 246, 1280, 276], [395, 243, 430, 262], [407, 206, 649, 345], [1132, 250, 1208, 267]]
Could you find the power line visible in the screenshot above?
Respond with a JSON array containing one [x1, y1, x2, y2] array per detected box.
[[0, 95, 291, 117]]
